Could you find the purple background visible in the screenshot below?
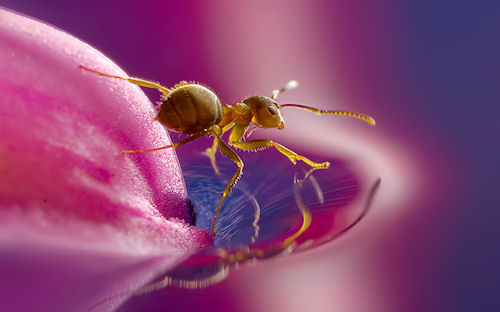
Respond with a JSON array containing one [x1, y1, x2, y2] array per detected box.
[[1, 1, 498, 311]]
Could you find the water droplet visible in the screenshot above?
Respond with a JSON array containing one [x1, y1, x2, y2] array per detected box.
[[161, 149, 379, 286], [91, 148, 379, 308]]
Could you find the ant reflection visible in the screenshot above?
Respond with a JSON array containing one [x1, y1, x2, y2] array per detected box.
[[89, 158, 379, 311]]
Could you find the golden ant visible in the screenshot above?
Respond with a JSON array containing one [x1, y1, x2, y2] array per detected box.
[[79, 65, 375, 236]]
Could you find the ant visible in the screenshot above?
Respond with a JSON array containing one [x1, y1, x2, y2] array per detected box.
[[79, 65, 375, 236]]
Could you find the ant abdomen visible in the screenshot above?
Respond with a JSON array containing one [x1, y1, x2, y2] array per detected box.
[[157, 83, 223, 134]]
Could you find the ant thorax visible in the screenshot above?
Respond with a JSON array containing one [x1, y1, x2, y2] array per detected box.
[[227, 103, 253, 128]]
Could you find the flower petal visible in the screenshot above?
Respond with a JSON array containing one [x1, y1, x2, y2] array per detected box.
[[0, 8, 211, 312]]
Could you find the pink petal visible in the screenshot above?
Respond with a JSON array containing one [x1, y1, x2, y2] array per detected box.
[[0, 8, 211, 312]]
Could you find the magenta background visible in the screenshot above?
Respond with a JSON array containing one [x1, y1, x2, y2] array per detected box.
[[1, 1, 498, 311]]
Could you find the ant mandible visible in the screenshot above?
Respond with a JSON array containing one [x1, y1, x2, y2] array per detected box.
[[79, 65, 375, 236]]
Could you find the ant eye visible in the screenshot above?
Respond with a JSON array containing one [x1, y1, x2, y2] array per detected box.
[[267, 106, 277, 115]]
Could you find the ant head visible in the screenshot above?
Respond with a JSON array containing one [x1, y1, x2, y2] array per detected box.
[[243, 96, 285, 129]]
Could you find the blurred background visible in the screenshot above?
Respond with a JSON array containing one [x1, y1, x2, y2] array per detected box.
[[1, 0, 498, 311]]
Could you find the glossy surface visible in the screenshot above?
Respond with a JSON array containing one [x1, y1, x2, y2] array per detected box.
[[122, 149, 378, 295]]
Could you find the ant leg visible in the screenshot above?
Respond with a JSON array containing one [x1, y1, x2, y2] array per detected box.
[[123, 132, 206, 154], [282, 173, 313, 247], [79, 65, 171, 94], [235, 139, 329, 169], [89, 266, 229, 311], [204, 138, 220, 174], [204, 122, 234, 175], [228, 125, 329, 169], [211, 137, 244, 236]]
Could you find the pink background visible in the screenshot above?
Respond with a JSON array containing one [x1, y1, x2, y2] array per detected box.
[[1, 1, 498, 311]]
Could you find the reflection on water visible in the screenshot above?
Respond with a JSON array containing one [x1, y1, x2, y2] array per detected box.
[[93, 149, 379, 310], [186, 151, 371, 248], [159, 150, 379, 287]]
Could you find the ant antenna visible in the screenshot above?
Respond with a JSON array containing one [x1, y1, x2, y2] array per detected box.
[[279, 104, 376, 126], [271, 80, 298, 100]]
